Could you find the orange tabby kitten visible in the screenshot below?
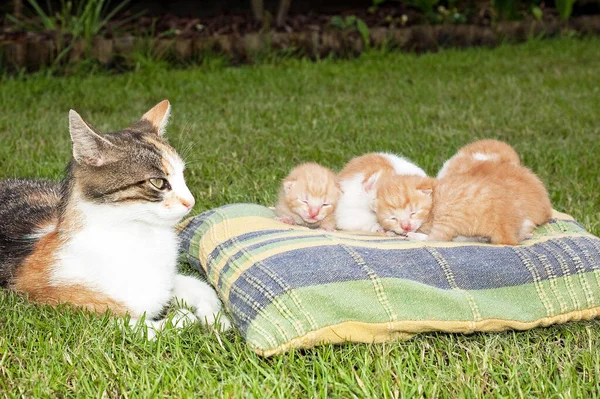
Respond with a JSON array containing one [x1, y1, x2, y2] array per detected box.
[[437, 139, 521, 178], [275, 163, 342, 231], [375, 162, 552, 245]]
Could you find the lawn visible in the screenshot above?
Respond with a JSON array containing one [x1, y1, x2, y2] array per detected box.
[[1, 37, 600, 397]]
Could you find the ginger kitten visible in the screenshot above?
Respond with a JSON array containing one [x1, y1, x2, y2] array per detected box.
[[0, 100, 230, 334], [335, 152, 426, 233], [437, 139, 521, 178], [274, 163, 341, 231], [375, 161, 552, 245]]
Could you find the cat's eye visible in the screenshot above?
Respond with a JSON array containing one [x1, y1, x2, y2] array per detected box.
[[323, 203, 331, 207], [300, 199, 309, 204], [149, 178, 170, 190], [389, 217, 397, 221]]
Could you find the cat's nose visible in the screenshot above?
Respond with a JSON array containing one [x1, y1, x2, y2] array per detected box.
[[400, 220, 411, 231], [180, 196, 195, 210]]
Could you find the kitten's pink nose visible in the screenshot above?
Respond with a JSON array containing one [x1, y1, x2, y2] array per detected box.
[[308, 207, 320, 219], [400, 220, 411, 231]]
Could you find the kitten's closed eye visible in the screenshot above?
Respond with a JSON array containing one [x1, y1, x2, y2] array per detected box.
[[388, 217, 397, 221], [323, 203, 331, 207], [149, 178, 170, 191]]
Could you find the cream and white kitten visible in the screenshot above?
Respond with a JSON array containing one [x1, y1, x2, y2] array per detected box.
[[335, 152, 426, 232]]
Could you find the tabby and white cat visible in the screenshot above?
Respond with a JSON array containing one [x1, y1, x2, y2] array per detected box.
[[0, 100, 230, 334]]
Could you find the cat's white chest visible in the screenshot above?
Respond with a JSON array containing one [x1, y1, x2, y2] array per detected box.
[[52, 222, 178, 319]]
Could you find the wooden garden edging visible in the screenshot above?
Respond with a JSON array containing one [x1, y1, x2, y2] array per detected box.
[[2, 15, 600, 71]]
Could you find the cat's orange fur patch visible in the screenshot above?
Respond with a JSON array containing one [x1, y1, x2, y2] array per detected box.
[[337, 153, 396, 184], [12, 231, 128, 315]]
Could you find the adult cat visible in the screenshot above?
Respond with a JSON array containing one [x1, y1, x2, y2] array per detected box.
[[0, 100, 230, 334]]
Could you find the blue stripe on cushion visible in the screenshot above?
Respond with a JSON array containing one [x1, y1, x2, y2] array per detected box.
[[224, 235, 600, 331]]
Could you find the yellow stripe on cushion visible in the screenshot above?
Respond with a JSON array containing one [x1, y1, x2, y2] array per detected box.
[[551, 209, 575, 221], [257, 304, 600, 357]]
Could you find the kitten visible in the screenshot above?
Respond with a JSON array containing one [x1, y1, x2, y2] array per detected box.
[[375, 161, 552, 245], [0, 100, 230, 335], [274, 163, 341, 231], [437, 139, 521, 178], [335, 152, 426, 233], [374, 174, 434, 236]]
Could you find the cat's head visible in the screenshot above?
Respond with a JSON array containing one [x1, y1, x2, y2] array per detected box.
[[373, 174, 434, 235], [67, 100, 194, 227], [281, 163, 341, 225]]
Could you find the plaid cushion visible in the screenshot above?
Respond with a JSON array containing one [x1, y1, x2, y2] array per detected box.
[[178, 203, 600, 356]]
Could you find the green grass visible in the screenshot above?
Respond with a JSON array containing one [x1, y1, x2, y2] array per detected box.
[[1, 37, 600, 397]]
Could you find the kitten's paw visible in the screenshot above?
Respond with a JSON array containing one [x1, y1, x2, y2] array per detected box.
[[407, 232, 429, 241], [320, 225, 336, 232], [370, 223, 385, 233], [520, 233, 534, 241], [385, 230, 398, 237], [275, 217, 296, 225]]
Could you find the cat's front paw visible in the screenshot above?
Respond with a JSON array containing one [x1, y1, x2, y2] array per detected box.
[[192, 285, 232, 331], [173, 275, 233, 331], [407, 232, 429, 241], [275, 216, 296, 225]]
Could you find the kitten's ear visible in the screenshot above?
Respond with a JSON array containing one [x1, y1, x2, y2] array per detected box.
[[69, 110, 114, 167], [335, 182, 344, 195], [141, 100, 171, 136], [283, 179, 296, 193], [417, 178, 435, 196], [369, 198, 378, 212], [363, 171, 381, 193]]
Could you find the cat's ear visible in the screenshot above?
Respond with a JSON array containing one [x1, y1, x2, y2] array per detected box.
[[363, 171, 381, 193], [141, 100, 171, 136], [283, 179, 296, 193], [335, 182, 344, 195], [69, 110, 114, 167]]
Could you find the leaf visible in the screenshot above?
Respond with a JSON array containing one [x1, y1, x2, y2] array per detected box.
[[355, 18, 371, 48], [330, 15, 346, 29], [532, 6, 543, 21]]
